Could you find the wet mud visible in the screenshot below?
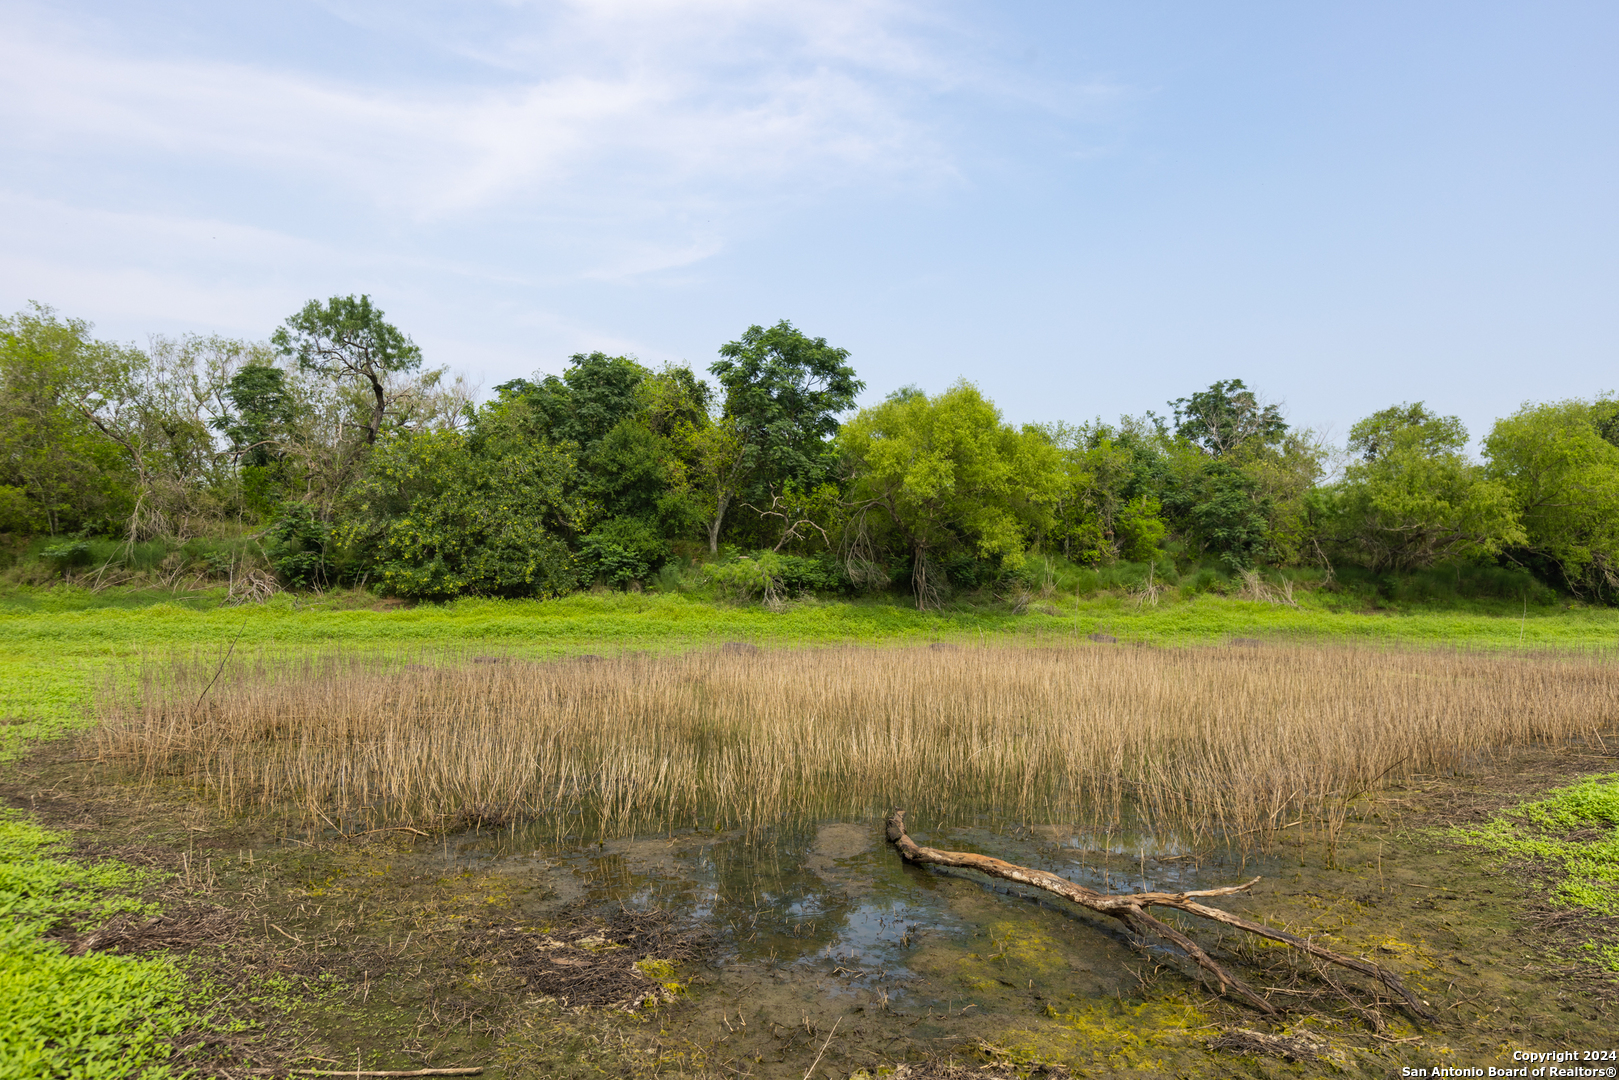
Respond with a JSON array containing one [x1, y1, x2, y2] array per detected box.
[[4, 743, 1617, 1078]]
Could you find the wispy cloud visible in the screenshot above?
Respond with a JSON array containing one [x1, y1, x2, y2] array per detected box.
[[0, 0, 1008, 229], [0, 0, 1130, 377]]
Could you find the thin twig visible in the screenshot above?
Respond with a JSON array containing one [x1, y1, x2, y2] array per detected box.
[[800, 1017, 841, 1080], [192, 616, 249, 718], [245, 1070, 482, 1077]]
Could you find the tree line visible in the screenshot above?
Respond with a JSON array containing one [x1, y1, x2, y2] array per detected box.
[[3, 297, 1617, 606]]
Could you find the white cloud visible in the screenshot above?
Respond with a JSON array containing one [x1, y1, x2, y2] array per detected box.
[[0, 0, 1133, 381], [0, 0, 986, 227]]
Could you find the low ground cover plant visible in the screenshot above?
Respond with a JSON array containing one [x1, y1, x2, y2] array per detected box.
[[1452, 773, 1619, 969], [0, 811, 190, 1079]]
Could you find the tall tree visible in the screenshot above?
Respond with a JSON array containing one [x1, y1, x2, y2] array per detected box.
[[271, 295, 423, 448], [339, 428, 585, 600], [485, 355, 708, 579], [0, 304, 134, 535], [1038, 418, 1172, 565], [1486, 399, 1619, 598], [218, 364, 296, 469], [838, 381, 1062, 609], [1170, 379, 1287, 458], [709, 320, 862, 549], [1329, 403, 1522, 572]]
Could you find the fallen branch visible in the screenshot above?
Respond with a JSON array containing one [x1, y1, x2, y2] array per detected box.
[[246, 1069, 481, 1077], [884, 809, 1434, 1022], [1210, 1027, 1324, 1062]]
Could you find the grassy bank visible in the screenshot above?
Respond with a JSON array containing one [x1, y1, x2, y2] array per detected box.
[[3, 585, 1617, 762]]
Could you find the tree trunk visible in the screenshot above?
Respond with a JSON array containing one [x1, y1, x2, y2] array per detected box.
[[707, 492, 731, 553], [911, 542, 939, 610], [366, 370, 386, 445]]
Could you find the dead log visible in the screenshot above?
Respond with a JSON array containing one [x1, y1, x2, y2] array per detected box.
[[884, 809, 1434, 1022], [246, 1069, 481, 1077]]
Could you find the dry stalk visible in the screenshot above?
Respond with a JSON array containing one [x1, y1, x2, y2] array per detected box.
[[1238, 569, 1299, 607], [95, 641, 1619, 847]]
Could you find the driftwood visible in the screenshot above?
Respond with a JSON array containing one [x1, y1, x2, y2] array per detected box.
[[884, 809, 1434, 1022], [1210, 1027, 1326, 1062], [246, 1069, 481, 1077]]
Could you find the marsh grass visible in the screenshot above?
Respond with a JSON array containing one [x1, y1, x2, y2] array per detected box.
[[95, 642, 1619, 853]]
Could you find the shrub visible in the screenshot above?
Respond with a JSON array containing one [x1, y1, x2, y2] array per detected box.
[[38, 540, 93, 572]]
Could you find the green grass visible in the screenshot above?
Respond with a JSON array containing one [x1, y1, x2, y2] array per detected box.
[[1, 582, 1616, 762], [1451, 774, 1619, 969], [0, 812, 190, 1079]]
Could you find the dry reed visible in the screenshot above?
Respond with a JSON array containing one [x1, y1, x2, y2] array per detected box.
[[94, 641, 1618, 851]]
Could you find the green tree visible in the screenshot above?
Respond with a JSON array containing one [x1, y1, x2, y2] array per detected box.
[[1241, 430, 1329, 567], [1591, 398, 1619, 449], [1348, 402, 1466, 460], [1329, 403, 1523, 572], [675, 415, 748, 554], [1038, 419, 1167, 565], [218, 365, 296, 467], [1485, 399, 1619, 598], [216, 363, 300, 518], [493, 352, 650, 454], [838, 381, 1063, 608], [271, 295, 423, 448], [1179, 460, 1272, 569], [1169, 379, 1287, 458], [709, 321, 863, 549], [1158, 382, 1325, 568], [339, 429, 586, 600], [0, 305, 133, 534], [483, 356, 710, 580]]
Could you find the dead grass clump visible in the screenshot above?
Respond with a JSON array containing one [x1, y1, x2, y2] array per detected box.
[[94, 642, 1618, 850], [467, 908, 705, 1010]]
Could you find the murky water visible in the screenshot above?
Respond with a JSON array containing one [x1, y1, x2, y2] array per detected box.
[[416, 813, 1286, 1074]]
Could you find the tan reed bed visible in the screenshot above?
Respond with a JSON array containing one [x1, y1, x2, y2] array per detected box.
[[94, 641, 1618, 851]]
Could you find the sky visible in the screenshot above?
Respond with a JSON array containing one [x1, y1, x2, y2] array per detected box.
[[1, 1, 1615, 447]]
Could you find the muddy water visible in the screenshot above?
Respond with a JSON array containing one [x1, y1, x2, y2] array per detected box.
[[431, 815, 1283, 1075], [356, 772, 1619, 1080]]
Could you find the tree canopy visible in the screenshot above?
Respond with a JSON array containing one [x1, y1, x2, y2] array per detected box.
[[7, 298, 1619, 611], [838, 381, 1062, 608], [1170, 378, 1287, 458], [271, 294, 423, 448]]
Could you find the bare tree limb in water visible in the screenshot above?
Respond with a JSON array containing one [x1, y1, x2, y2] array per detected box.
[[883, 809, 1434, 1023]]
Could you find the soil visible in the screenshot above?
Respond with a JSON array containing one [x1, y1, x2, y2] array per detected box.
[[3, 740, 1617, 1079]]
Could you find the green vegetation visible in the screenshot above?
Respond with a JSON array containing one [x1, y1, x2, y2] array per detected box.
[[1452, 774, 1619, 968], [0, 812, 189, 1079], [4, 298, 1619, 614]]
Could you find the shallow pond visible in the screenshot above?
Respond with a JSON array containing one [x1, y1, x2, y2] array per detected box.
[[422, 814, 1292, 1075]]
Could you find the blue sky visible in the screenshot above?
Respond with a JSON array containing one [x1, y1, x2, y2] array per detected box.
[[2, 1, 1614, 446]]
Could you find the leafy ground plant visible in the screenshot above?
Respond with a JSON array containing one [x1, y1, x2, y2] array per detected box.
[[1451, 773, 1619, 969], [0, 811, 192, 1079]]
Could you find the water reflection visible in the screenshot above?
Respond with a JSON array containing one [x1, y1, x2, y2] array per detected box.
[[441, 811, 1277, 1013]]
